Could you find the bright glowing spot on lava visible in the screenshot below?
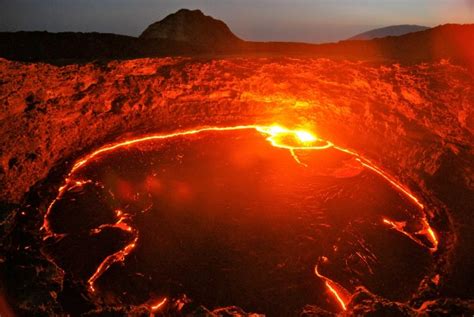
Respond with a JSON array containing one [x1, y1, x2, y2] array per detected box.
[[256, 125, 333, 150], [295, 130, 317, 143]]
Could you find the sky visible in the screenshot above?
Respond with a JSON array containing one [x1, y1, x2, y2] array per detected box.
[[0, 0, 473, 43]]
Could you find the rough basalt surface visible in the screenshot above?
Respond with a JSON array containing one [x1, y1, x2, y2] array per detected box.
[[0, 57, 473, 316]]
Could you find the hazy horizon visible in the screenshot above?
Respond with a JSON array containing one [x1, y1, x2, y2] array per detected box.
[[1, 0, 473, 43]]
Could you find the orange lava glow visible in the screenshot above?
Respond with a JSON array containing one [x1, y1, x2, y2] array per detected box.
[[315, 258, 350, 311], [149, 297, 167, 312], [332, 148, 439, 252], [87, 209, 138, 293], [425, 221, 439, 249], [256, 125, 333, 150], [42, 123, 439, 312], [382, 217, 438, 251], [326, 282, 347, 311], [355, 158, 424, 210]]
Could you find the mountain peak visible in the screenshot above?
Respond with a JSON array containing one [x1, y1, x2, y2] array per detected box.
[[139, 8, 242, 46], [175, 8, 204, 15], [349, 25, 430, 40]]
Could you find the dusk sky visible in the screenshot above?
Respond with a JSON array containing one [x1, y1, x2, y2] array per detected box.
[[1, 0, 473, 43]]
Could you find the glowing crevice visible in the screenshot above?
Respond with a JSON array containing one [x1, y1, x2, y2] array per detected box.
[[290, 149, 307, 166], [382, 218, 438, 252], [332, 146, 438, 252], [41, 179, 95, 237], [149, 297, 167, 312], [314, 257, 351, 311], [87, 209, 138, 293]]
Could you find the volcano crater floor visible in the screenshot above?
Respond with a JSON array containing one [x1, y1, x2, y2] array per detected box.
[[1, 57, 473, 316], [42, 128, 436, 316]]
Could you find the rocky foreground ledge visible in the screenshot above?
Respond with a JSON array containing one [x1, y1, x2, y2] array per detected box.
[[0, 57, 473, 315]]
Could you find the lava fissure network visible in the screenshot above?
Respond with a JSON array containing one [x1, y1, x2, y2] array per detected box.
[[42, 124, 439, 315]]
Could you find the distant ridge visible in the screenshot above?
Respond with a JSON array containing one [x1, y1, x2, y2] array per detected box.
[[0, 7, 472, 68], [140, 9, 242, 47], [349, 25, 430, 40]]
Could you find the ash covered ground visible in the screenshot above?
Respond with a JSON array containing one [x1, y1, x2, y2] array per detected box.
[[0, 56, 473, 316]]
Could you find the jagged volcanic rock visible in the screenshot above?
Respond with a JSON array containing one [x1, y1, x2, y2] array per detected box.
[[1, 58, 472, 204]]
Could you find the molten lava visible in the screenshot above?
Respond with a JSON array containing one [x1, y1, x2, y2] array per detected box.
[[150, 298, 167, 312], [315, 257, 351, 311], [42, 124, 439, 314]]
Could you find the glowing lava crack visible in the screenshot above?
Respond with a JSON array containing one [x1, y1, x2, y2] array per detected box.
[[41, 124, 439, 313]]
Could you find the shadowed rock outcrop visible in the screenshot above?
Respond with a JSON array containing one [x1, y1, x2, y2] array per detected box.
[[140, 9, 242, 47]]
